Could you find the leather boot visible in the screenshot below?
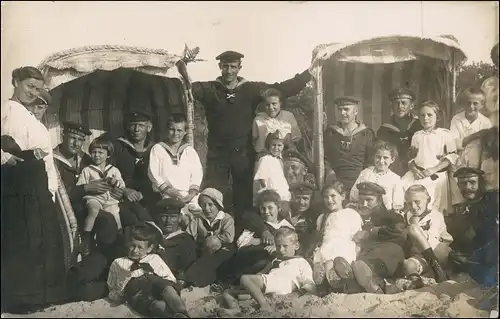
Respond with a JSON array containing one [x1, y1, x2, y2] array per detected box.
[[422, 248, 448, 283], [352, 260, 385, 294]]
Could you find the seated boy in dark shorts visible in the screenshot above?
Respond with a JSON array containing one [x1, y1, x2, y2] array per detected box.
[[107, 222, 188, 317]]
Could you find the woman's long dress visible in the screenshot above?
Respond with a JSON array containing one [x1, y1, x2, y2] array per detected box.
[[1, 100, 67, 311]]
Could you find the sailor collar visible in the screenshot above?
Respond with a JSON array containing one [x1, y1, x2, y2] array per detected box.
[[157, 141, 190, 165], [381, 116, 419, 133], [328, 123, 368, 151], [117, 137, 154, 152], [53, 145, 86, 172], [329, 122, 367, 137], [117, 137, 154, 165], [265, 219, 295, 230], [163, 229, 185, 241], [215, 76, 248, 102]]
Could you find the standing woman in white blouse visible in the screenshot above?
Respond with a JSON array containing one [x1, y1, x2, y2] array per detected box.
[[1, 67, 67, 313]]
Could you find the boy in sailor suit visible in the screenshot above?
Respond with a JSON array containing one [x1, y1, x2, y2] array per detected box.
[[148, 113, 203, 228]]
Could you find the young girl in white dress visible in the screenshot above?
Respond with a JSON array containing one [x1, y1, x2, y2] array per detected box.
[[311, 181, 363, 289], [401, 101, 459, 215]]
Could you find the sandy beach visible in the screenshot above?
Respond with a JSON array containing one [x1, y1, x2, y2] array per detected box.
[[2, 273, 493, 318]]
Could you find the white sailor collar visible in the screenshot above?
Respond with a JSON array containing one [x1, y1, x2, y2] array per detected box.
[[329, 122, 367, 136], [265, 219, 295, 230], [201, 210, 226, 227], [215, 76, 248, 89]]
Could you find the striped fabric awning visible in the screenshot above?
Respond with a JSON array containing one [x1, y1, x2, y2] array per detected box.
[[43, 68, 187, 152], [38, 45, 185, 90], [311, 35, 466, 71], [38, 45, 203, 150], [311, 35, 467, 130], [321, 57, 450, 130]]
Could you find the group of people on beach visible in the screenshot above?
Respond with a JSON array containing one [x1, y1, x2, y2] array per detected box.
[[1, 46, 498, 318]]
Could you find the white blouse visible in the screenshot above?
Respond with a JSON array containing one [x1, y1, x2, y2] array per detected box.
[[1, 100, 58, 194], [450, 111, 492, 150], [252, 111, 301, 154], [316, 208, 363, 243], [410, 128, 458, 169], [350, 166, 405, 210]]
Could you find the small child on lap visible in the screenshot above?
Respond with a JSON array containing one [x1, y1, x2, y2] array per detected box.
[[77, 136, 125, 256]]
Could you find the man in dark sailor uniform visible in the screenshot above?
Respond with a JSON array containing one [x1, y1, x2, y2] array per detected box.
[[53, 121, 120, 246], [107, 109, 160, 234], [324, 96, 376, 195], [377, 88, 423, 176], [447, 167, 499, 286], [55, 122, 124, 302], [177, 50, 311, 231]]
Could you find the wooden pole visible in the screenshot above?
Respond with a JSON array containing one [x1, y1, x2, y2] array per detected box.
[[313, 65, 325, 189], [177, 61, 195, 146]]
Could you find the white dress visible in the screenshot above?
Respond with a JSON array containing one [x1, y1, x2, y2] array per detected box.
[[401, 128, 458, 215], [1, 100, 58, 196], [253, 154, 291, 203], [313, 208, 363, 264]]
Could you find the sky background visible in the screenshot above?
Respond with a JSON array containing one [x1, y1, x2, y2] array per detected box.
[[1, 1, 498, 101]]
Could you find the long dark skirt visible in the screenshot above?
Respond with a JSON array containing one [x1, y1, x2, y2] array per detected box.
[[1, 159, 67, 311]]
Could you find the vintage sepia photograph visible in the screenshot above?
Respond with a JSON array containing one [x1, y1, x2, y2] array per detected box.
[[1, 1, 499, 318]]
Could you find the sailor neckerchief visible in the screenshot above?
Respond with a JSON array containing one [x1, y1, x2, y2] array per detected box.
[[329, 123, 367, 151], [215, 76, 248, 103], [117, 137, 154, 165]]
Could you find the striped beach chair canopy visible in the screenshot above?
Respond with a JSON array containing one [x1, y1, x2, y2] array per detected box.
[[38, 45, 202, 151], [308, 34, 467, 188], [311, 34, 467, 128]]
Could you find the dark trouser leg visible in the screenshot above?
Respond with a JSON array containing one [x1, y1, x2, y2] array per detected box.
[[94, 210, 119, 246], [124, 277, 155, 316], [230, 147, 255, 235], [67, 252, 109, 301], [184, 246, 235, 287], [203, 148, 231, 206]]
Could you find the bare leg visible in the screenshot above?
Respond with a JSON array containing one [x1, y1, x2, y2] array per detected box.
[[83, 200, 102, 232], [240, 274, 271, 311], [104, 204, 122, 230], [406, 225, 448, 282], [218, 291, 242, 317], [161, 286, 187, 315]]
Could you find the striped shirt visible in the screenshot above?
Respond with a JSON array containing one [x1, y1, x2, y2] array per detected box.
[[107, 254, 176, 302]]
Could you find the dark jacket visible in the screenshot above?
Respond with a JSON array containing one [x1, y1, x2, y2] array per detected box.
[[191, 70, 311, 149]]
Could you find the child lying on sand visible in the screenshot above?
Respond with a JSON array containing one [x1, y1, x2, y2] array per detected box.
[[217, 228, 316, 316]]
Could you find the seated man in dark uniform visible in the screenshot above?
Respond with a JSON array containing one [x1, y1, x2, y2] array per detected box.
[[105, 109, 160, 236], [153, 198, 197, 285], [377, 88, 422, 177], [53, 121, 121, 248], [54, 122, 124, 302], [324, 96, 375, 196], [329, 182, 407, 294], [447, 167, 499, 286]]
